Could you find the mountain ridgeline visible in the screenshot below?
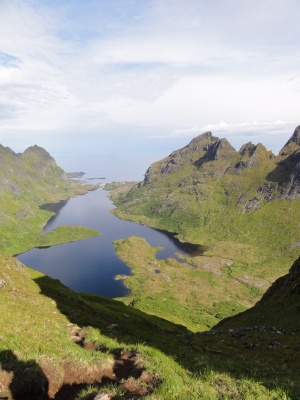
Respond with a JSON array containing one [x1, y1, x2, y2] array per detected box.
[[143, 126, 300, 208], [0, 144, 68, 196], [111, 126, 300, 273], [0, 144, 98, 255]]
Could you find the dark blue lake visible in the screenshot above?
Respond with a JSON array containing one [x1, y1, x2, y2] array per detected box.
[[17, 188, 203, 298]]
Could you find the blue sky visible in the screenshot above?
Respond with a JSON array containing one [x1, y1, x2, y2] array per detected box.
[[0, 0, 300, 180]]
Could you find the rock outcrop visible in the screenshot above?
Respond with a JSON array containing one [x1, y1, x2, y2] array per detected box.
[[279, 125, 300, 156]]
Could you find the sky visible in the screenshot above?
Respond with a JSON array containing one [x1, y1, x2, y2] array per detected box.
[[0, 0, 300, 180]]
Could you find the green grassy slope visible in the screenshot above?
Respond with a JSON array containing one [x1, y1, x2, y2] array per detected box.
[[215, 256, 300, 331], [0, 253, 298, 399], [0, 144, 99, 255]]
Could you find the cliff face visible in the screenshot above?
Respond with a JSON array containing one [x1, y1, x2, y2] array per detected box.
[[266, 126, 300, 199], [279, 125, 300, 156]]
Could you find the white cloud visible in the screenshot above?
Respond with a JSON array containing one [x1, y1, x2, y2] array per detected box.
[[0, 0, 299, 161], [98, 75, 299, 132], [172, 120, 296, 143]]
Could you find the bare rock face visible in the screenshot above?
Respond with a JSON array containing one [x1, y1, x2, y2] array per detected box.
[[194, 137, 236, 165], [266, 126, 300, 199], [279, 159, 300, 199], [143, 132, 236, 184], [279, 125, 300, 156], [235, 143, 274, 171], [161, 131, 221, 174]]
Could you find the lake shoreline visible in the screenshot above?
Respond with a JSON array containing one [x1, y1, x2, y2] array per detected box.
[[16, 189, 208, 298]]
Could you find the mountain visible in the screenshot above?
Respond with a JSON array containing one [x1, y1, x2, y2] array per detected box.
[[0, 145, 98, 255], [143, 132, 236, 181], [0, 145, 68, 195], [110, 126, 300, 277]]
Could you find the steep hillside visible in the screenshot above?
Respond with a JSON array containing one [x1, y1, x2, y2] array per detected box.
[[215, 255, 300, 331], [0, 145, 98, 255], [109, 126, 300, 277], [0, 253, 298, 399]]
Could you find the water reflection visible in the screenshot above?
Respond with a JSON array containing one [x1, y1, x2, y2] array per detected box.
[[39, 199, 69, 230], [154, 228, 206, 259]]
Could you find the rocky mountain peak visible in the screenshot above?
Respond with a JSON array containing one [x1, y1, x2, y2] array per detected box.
[[239, 142, 256, 156], [287, 125, 300, 145], [0, 144, 15, 155], [200, 137, 236, 163], [159, 132, 219, 171], [177, 131, 219, 155], [22, 145, 52, 160], [143, 132, 238, 183], [214, 137, 236, 155], [279, 125, 300, 156], [239, 142, 270, 157], [189, 130, 215, 144], [171, 132, 236, 161]]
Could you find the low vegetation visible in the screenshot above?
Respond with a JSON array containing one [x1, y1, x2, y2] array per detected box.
[[114, 236, 261, 331], [1, 254, 299, 399]]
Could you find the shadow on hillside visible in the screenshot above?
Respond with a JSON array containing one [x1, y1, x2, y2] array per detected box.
[[193, 149, 216, 168], [0, 350, 50, 400], [34, 275, 297, 397], [266, 152, 300, 185]]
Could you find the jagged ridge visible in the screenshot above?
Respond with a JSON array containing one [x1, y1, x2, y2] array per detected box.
[[142, 126, 300, 202]]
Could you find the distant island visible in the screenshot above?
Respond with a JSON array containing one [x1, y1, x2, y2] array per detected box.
[[67, 171, 86, 178], [67, 172, 106, 180], [87, 176, 106, 180]]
